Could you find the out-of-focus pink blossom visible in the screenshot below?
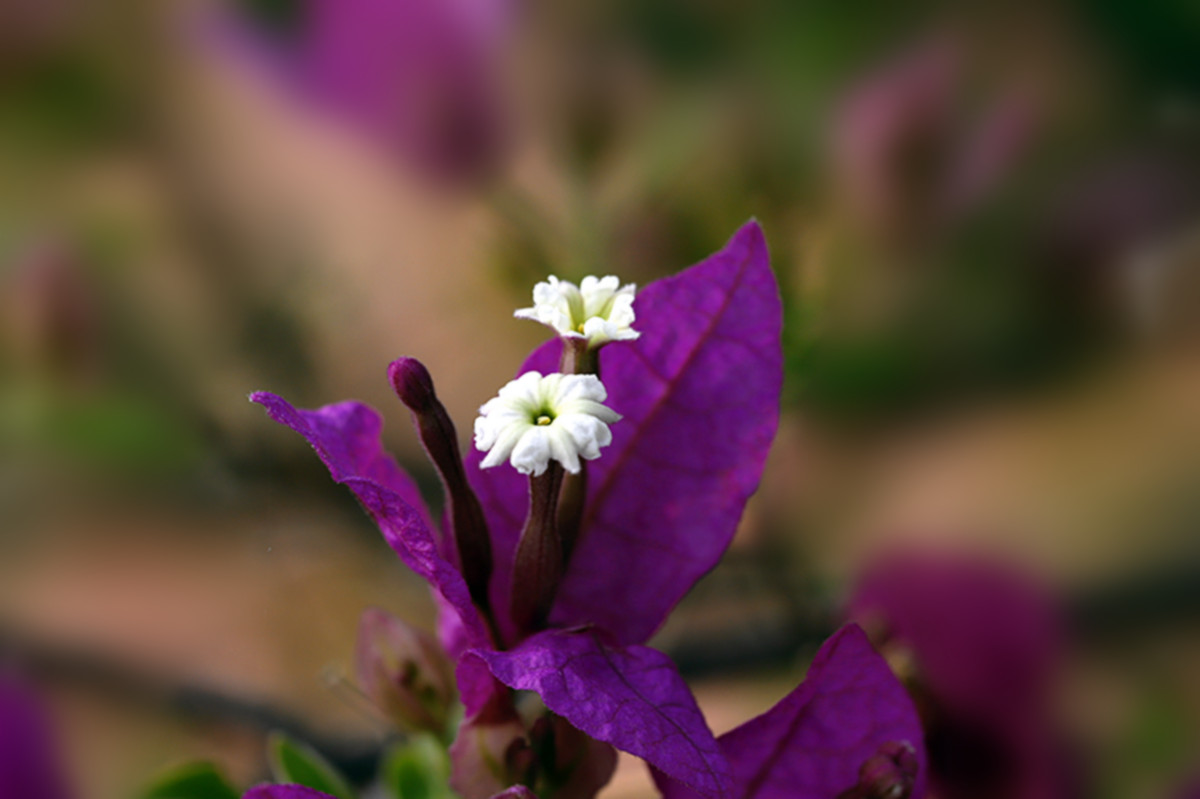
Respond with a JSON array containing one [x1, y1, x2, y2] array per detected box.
[[195, 0, 510, 185], [301, 0, 509, 183], [0, 672, 72, 799], [847, 551, 1077, 799], [831, 37, 1038, 249]]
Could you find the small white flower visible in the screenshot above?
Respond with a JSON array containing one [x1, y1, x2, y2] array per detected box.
[[514, 275, 640, 348], [474, 371, 621, 476]]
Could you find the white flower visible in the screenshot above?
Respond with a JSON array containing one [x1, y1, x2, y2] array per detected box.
[[474, 371, 621, 476], [514, 275, 639, 348]]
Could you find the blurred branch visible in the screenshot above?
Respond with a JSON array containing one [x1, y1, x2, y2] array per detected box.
[[3, 556, 1199, 776], [0, 620, 382, 784]]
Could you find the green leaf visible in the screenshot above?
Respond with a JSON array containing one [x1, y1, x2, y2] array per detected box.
[[138, 761, 239, 799], [268, 732, 356, 799], [383, 733, 456, 799]]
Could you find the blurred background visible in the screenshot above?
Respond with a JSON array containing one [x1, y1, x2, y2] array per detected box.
[[1, 0, 1198, 797]]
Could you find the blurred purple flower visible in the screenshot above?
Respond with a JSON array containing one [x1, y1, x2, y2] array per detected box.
[[198, 0, 509, 184], [301, 0, 509, 182], [253, 222, 927, 798], [0, 673, 72, 799], [847, 551, 1075, 799], [831, 36, 1037, 248]]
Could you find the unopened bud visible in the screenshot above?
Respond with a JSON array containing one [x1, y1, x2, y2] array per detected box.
[[356, 607, 456, 735], [389, 357, 495, 629], [390, 356, 438, 413], [836, 741, 919, 799]]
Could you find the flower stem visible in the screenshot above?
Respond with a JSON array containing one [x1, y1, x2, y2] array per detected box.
[[390, 359, 496, 630], [556, 338, 595, 569], [559, 337, 598, 376], [511, 464, 566, 636]]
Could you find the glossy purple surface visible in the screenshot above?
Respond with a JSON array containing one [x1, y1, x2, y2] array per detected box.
[[658, 625, 927, 799], [462, 629, 730, 799], [467, 220, 783, 645]]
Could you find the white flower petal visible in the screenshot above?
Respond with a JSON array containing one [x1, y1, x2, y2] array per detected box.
[[514, 274, 640, 347], [510, 427, 552, 476], [474, 372, 620, 474]]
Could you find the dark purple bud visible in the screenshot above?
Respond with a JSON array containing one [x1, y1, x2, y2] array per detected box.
[[355, 607, 455, 735], [836, 741, 919, 799], [391, 355, 439, 412], [389, 357, 495, 630], [510, 465, 566, 637]]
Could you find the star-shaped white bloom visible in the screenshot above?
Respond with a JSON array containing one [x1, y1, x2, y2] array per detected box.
[[474, 371, 621, 476], [514, 275, 640, 348]]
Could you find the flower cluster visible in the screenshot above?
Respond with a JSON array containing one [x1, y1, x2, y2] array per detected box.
[[249, 222, 928, 799]]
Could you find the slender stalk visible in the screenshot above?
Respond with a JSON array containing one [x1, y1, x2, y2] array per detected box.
[[559, 337, 598, 376], [510, 464, 566, 636], [390, 359, 495, 634], [556, 338, 595, 565]]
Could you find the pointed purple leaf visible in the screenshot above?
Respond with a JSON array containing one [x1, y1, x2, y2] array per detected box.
[[0, 675, 71, 799], [251, 392, 489, 648], [466, 220, 782, 644], [658, 625, 927, 799], [462, 629, 730, 799], [243, 787, 338, 799]]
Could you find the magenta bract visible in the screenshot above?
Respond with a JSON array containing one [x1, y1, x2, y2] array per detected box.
[[0, 675, 72, 799], [467, 221, 782, 645], [656, 625, 927, 799], [248, 395, 492, 651], [461, 629, 729, 799], [252, 221, 782, 793]]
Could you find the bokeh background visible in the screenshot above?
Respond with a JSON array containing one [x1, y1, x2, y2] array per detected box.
[[2, 0, 1198, 797]]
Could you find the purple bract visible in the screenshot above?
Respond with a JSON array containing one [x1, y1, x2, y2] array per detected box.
[[252, 221, 927, 798], [656, 625, 927, 799], [0, 674, 72, 799]]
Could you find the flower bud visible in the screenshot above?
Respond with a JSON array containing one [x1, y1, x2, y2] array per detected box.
[[355, 608, 456, 736], [836, 741, 919, 799], [389, 357, 495, 627], [390, 356, 438, 413]]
